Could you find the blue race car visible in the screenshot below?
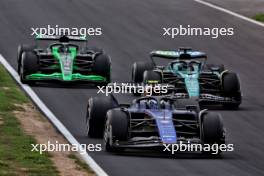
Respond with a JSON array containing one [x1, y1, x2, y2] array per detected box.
[[86, 95, 225, 155], [131, 48, 242, 109]]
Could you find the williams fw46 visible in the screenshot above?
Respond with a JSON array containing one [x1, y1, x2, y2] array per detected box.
[[17, 35, 111, 85], [131, 48, 242, 109], [86, 95, 226, 155]]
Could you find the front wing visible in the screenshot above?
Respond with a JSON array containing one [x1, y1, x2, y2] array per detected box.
[[172, 93, 241, 104], [111, 136, 201, 149], [25, 72, 107, 82]]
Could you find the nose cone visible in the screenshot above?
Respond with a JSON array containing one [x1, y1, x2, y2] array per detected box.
[[184, 75, 200, 97], [60, 53, 74, 81], [147, 110, 177, 144]]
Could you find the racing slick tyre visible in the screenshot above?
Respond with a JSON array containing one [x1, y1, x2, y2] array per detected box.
[[142, 70, 163, 96], [86, 95, 118, 138], [205, 64, 225, 73], [93, 53, 111, 85], [222, 72, 241, 109], [132, 62, 154, 96], [132, 61, 154, 83], [20, 51, 39, 85], [143, 70, 162, 84], [17, 44, 36, 74], [17, 45, 36, 74], [104, 109, 129, 152], [201, 112, 225, 155]]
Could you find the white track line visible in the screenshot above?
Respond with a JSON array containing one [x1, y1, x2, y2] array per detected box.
[[0, 54, 108, 176], [194, 0, 264, 28]]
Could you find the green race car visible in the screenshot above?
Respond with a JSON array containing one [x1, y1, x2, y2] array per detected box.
[[132, 48, 242, 109], [17, 35, 111, 85]]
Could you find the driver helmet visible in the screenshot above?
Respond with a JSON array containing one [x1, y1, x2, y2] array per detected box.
[[147, 99, 159, 109], [59, 44, 69, 53]]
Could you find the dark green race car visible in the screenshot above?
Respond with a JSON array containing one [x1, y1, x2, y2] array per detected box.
[[132, 48, 242, 109], [17, 35, 111, 85]]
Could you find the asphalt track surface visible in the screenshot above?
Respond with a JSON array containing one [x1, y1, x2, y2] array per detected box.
[[0, 0, 264, 175]]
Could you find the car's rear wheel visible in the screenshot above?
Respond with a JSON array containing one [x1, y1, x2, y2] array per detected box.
[[93, 53, 111, 85], [201, 112, 225, 155], [222, 72, 241, 109], [104, 109, 129, 152], [17, 44, 36, 74], [132, 61, 154, 83], [86, 95, 118, 138], [20, 51, 39, 85]]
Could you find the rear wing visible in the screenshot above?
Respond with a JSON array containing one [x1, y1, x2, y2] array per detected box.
[[35, 35, 87, 42], [149, 48, 207, 66], [150, 48, 207, 60]]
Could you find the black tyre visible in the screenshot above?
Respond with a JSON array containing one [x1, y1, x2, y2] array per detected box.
[[104, 109, 129, 152], [201, 112, 225, 155], [143, 70, 162, 84], [17, 44, 36, 73], [93, 53, 111, 84], [222, 72, 241, 109], [205, 64, 225, 73], [86, 95, 118, 138], [132, 61, 154, 83], [20, 51, 39, 84]]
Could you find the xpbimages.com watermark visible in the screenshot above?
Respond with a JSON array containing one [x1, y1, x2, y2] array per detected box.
[[31, 25, 102, 37], [163, 25, 234, 39], [163, 142, 234, 155], [31, 141, 102, 155], [97, 83, 169, 96]]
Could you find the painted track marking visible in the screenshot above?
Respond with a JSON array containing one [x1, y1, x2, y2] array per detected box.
[[195, 0, 264, 28]]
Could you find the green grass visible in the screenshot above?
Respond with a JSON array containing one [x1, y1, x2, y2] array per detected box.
[[0, 65, 59, 175], [252, 13, 264, 22], [0, 64, 28, 111]]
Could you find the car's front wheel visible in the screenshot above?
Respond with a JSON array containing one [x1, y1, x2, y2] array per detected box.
[[104, 109, 129, 152], [86, 95, 118, 138], [221, 72, 241, 109], [132, 61, 154, 83], [143, 70, 162, 84], [20, 51, 39, 85], [201, 112, 225, 155], [93, 53, 111, 85], [17, 44, 36, 74]]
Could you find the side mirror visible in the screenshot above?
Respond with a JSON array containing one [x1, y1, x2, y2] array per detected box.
[[211, 67, 220, 72]]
